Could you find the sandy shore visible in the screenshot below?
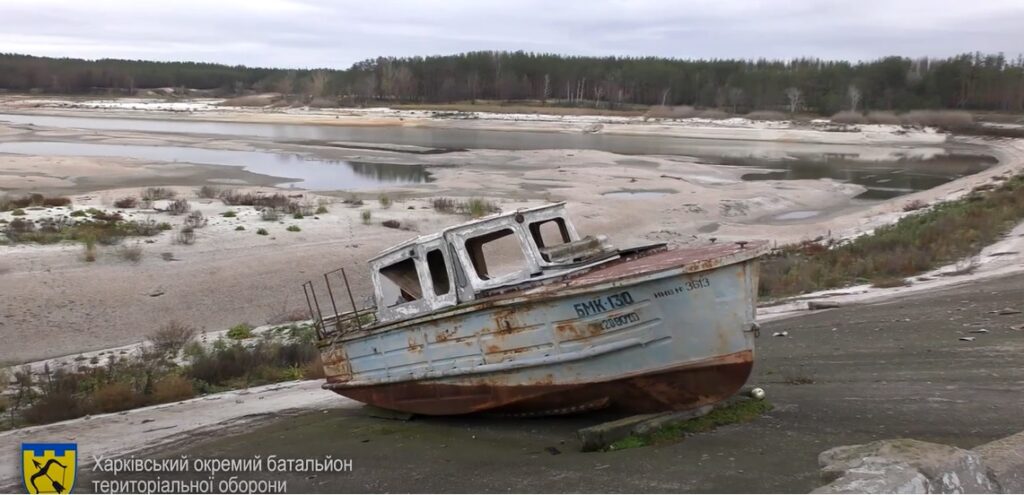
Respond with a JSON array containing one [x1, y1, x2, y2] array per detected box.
[[1, 100, 1022, 364]]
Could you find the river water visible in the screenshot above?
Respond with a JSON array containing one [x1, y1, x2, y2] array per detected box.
[[0, 113, 997, 194]]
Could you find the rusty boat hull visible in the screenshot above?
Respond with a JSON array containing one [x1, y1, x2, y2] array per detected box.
[[320, 242, 766, 416]]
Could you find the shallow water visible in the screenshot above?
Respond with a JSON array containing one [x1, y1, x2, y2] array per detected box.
[[602, 190, 672, 199], [0, 141, 430, 189], [0, 113, 998, 195]]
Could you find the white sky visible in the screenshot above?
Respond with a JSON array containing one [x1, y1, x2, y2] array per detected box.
[[1, 0, 1023, 69]]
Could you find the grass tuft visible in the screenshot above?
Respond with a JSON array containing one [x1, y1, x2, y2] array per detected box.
[[607, 399, 772, 451]]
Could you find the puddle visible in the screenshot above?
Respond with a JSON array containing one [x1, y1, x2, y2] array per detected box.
[[773, 210, 822, 221], [0, 141, 429, 190], [602, 190, 673, 199]]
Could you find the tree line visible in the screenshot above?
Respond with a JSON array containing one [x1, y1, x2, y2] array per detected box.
[[1, 51, 1022, 114]]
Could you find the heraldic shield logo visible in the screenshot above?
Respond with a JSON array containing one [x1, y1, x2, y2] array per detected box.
[[22, 443, 77, 494]]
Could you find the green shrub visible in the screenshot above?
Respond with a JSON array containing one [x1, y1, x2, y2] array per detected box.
[[286, 225, 301, 232], [315, 205, 328, 214], [360, 210, 371, 224], [70, 210, 87, 217], [222, 210, 237, 218], [10, 209, 25, 216], [256, 228, 269, 235], [227, 323, 254, 340], [292, 212, 304, 219], [378, 194, 391, 208], [235, 225, 245, 231]]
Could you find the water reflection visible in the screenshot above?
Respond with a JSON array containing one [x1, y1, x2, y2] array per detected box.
[[0, 141, 429, 190], [726, 153, 996, 198]]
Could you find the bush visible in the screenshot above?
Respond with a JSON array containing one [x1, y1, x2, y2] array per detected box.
[[82, 237, 97, 262], [343, 196, 364, 206], [381, 219, 401, 229], [227, 323, 254, 340], [901, 110, 974, 130], [866, 111, 902, 125], [261, 209, 280, 221], [235, 225, 245, 231], [184, 211, 207, 229], [116, 243, 143, 263], [286, 225, 301, 232], [142, 187, 176, 201], [903, 199, 927, 212], [831, 111, 867, 124], [315, 205, 329, 214], [292, 212, 304, 219], [745, 110, 787, 121], [0, 193, 71, 211], [90, 382, 145, 414], [378, 194, 392, 208], [197, 185, 221, 199], [221, 210, 236, 217], [175, 226, 196, 245], [432, 197, 456, 213], [149, 321, 197, 356], [152, 375, 195, 403], [113, 197, 139, 209], [166, 199, 191, 215], [361, 210, 371, 224], [465, 198, 499, 218], [11, 208, 26, 216], [256, 228, 269, 235], [69, 210, 87, 217], [643, 105, 699, 120], [22, 391, 85, 425]]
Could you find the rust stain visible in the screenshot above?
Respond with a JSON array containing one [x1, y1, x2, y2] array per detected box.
[[329, 350, 754, 416], [321, 347, 352, 382], [407, 335, 423, 353], [555, 321, 583, 340]]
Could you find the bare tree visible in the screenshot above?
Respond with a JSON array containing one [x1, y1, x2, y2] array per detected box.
[[660, 87, 671, 106], [307, 70, 329, 98], [785, 87, 802, 113], [727, 87, 744, 113], [542, 73, 550, 104], [848, 84, 862, 112]]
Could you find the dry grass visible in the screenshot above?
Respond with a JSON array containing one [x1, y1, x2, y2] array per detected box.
[[196, 185, 222, 198], [901, 110, 974, 129], [866, 111, 902, 124], [152, 375, 195, 403], [759, 174, 1024, 298]]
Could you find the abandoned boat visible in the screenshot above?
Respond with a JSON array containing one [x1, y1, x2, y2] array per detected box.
[[304, 202, 768, 416]]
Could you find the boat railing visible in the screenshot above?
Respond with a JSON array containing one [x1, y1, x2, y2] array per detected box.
[[302, 266, 377, 340]]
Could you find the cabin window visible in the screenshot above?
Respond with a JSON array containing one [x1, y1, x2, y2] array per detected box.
[[426, 249, 450, 296], [530, 218, 570, 248], [465, 228, 528, 281], [379, 258, 423, 307]]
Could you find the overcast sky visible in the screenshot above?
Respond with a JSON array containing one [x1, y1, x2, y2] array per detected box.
[[2, 0, 1023, 69]]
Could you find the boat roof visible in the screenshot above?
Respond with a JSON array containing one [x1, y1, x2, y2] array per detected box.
[[370, 202, 569, 262]]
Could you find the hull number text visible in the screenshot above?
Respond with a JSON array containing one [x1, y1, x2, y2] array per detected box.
[[653, 277, 711, 299], [573, 291, 634, 317]]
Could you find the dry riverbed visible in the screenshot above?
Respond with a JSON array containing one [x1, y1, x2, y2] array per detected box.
[[1, 101, 1023, 364]]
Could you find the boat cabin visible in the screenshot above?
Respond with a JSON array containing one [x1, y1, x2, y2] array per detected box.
[[369, 202, 615, 323]]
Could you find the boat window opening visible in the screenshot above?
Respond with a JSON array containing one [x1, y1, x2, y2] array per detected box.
[[465, 228, 528, 281], [379, 258, 423, 307], [426, 249, 450, 296], [529, 218, 571, 261]]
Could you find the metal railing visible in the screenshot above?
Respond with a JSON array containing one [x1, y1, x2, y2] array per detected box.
[[303, 267, 378, 340]]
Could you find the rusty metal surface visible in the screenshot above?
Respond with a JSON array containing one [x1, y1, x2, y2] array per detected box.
[[326, 350, 753, 416], [557, 241, 769, 289]]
